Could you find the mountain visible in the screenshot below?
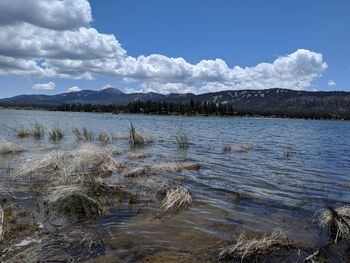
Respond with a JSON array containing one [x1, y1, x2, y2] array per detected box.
[[1, 88, 350, 118]]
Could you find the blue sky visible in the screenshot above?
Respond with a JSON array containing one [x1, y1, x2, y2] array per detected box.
[[0, 0, 349, 98]]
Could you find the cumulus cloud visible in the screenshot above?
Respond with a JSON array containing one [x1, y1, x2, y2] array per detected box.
[[32, 81, 55, 90], [66, 86, 81, 93], [328, 80, 336, 87], [0, 0, 91, 30], [0, 0, 328, 94]]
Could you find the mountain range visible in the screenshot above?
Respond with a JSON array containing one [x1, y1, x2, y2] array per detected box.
[[1, 88, 350, 118]]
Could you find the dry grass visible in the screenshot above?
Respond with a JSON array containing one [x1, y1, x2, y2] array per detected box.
[[32, 122, 44, 139], [161, 186, 192, 212], [175, 129, 189, 149], [218, 229, 294, 261], [233, 144, 252, 153], [121, 166, 151, 177], [0, 139, 25, 155], [15, 144, 122, 185], [127, 152, 147, 159], [319, 206, 350, 243], [49, 126, 63, 141], [151, 162, 201, 173]]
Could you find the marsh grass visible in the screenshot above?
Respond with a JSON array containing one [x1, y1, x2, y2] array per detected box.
[[98, 132, 110, 144], [218, 229, 294, 261], [16, 126, 31, 138], [73, 128, 95, 141], [175, 129, 189, 149], [161, 186, 192, 212], [49, 126, 63, 142], [319, 206, 350, 243], [32, 122, 44, 139]]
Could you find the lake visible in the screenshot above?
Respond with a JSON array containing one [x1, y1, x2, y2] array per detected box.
[[0, 109, 350, 262]]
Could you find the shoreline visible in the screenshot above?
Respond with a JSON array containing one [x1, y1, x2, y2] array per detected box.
[[0, 106, 348, 122]]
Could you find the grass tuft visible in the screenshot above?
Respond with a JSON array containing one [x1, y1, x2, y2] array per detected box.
[[73, 127, 95, 141], [49, 126, 64, 141], [129, 123, 146, 147], [218, 229, 294, 261], [16, 126, 31, 138], [161, 186, 192, 212], [98, 132, 110, 145], [32, 122, 44, 139], [175, 129, 189, 149], [319, 206, 350, 243]]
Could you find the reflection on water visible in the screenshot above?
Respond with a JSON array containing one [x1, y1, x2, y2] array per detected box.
[[1, 109, 350, 262]]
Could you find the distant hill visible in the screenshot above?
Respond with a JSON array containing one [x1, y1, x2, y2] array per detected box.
[[1, 88, 350, 119]]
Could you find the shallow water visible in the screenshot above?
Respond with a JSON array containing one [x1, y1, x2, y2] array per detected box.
[[1, 109, 350, 262]]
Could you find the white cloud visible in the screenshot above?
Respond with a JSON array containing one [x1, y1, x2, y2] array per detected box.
[[0, 0, 328, 94], [328, 80, 336, 87], [0, 0, 91, 30], [99, 84, 115, 90], [32, 81, 55, 90], [66, 86, 81, 93]]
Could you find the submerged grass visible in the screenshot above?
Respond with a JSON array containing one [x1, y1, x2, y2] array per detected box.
[[222, 144, 232, 153], [121, 162, 201, 177], [218, 229, 294, 261], [175, 129, 189, 149], [55, 193, 103, 218], [233, 144, 252, 153]]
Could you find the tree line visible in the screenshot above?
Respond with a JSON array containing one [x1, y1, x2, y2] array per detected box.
[[1, 99, 349, 119]]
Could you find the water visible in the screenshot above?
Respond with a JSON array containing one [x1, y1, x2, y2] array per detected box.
[[0, 109, 350, 262]]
